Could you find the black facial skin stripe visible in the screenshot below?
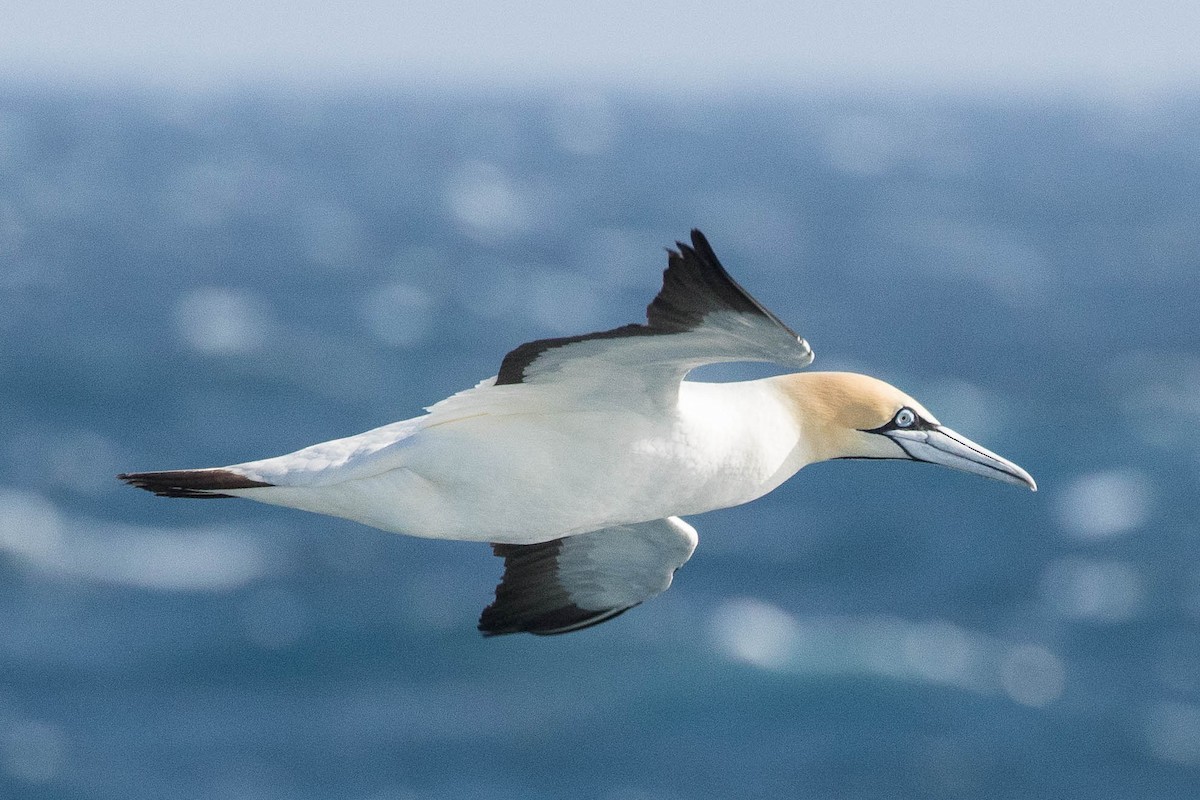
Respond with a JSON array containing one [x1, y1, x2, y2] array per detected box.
[[861, 407, 933, 435]]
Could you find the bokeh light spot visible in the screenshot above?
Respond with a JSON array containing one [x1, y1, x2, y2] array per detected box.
[[1056, 469, 1152, 539], [708, 597, 803, 670], [903, 621, 978, 686], [175, 287, 273, 355], [1145, 701, 1200, 765], [1, 720, 67, 785], [1000, 644, 1065, 707], [446, 161, 531, 239], [1040, 559, 1143, 623]]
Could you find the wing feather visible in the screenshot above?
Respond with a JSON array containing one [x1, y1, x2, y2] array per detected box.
[[478, 517, 699, 636], [493, 230, 812, 405]]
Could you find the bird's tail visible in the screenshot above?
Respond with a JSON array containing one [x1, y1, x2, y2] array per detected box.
[[117, 469, 274, 499]]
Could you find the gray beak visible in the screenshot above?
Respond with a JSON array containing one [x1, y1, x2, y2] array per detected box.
[[886, 425, 1037, 491]]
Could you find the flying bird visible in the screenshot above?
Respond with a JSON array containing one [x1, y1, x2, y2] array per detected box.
[[120, 230, 1035, 636]]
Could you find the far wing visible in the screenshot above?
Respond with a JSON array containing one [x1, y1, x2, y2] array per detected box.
[[493, 230, 813, 406], [478, 517, 699, 636]]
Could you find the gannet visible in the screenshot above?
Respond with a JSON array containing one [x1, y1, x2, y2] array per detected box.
[[121, 230, 1035, 636]]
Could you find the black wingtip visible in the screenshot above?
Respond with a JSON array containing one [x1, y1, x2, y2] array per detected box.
[[689, 228, 715, 258], [478, 603, 632, 637], [478, 539, 634, 637], [118, 469, 273, 499], [654, 228, 790, 334], [667, 229, 714, 262]]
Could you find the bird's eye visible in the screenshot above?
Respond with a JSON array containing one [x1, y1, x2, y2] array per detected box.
[[894, 408, 917, 428]]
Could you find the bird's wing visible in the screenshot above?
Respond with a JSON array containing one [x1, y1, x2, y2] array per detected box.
[[492, 230, 813, 407], [478, 517, 699, 636]]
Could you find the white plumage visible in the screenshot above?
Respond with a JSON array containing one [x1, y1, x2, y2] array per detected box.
[[121, 230, 1034, 636]]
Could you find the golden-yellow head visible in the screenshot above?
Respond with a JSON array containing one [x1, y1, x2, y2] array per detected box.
[[776, 372, 1036, 490]]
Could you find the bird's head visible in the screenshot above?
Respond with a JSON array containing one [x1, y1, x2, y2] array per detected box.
[[779, 372, 1036, 490]]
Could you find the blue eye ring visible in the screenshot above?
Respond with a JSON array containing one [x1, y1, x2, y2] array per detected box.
[[895, 408, 916, 428]]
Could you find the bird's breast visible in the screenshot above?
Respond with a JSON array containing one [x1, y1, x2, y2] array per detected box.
[[666, 379, 806, 510], [359, 379, 805, 543]]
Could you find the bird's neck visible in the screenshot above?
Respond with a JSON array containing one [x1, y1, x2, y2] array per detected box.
[[765, 372, 868, 465], [676, 378, 813, 497]]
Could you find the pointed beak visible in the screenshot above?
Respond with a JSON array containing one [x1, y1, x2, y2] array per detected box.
[[886, 425, 1037, 491]]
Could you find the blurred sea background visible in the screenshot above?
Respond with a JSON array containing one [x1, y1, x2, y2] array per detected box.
[[3, 3, 1200, 799]]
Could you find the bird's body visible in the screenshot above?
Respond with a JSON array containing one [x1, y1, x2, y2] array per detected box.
[[207, 375, 807, 544], [122, 230, 1035, 636]]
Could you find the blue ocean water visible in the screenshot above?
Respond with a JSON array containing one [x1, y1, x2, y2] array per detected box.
[[1, 87, 1199, 799]]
